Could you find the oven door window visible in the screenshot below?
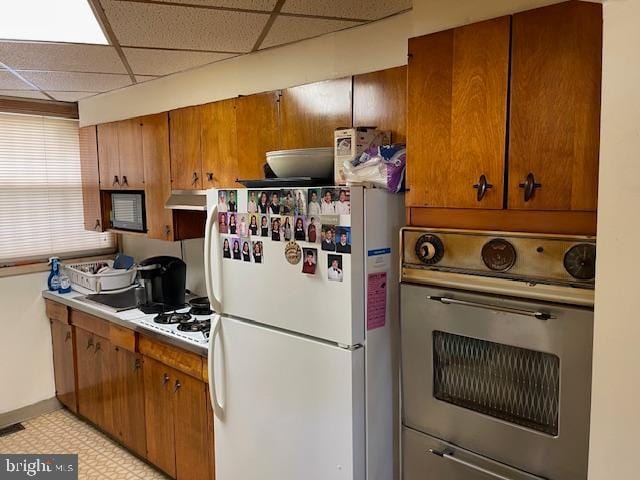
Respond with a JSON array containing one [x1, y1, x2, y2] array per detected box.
[[433, 331, 560, 436]]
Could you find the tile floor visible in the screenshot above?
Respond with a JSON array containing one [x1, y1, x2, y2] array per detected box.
[[0, 408, 167, 479]]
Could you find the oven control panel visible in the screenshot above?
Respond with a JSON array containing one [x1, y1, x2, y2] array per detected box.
[[402, 227, 596, 289]]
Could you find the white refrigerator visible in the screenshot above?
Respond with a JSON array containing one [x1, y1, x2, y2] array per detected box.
[[204, 186, 403, 480]]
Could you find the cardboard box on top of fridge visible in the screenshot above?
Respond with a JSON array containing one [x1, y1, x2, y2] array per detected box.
[[334, 127, 391, 185]]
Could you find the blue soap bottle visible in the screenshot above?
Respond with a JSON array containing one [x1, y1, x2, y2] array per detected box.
[[48, 257, 61, 291]]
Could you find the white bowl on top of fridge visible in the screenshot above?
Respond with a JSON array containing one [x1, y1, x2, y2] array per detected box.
[[266, 147, 334, 178]]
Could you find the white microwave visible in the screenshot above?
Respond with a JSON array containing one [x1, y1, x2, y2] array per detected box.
[[111, 192, 146, 232]]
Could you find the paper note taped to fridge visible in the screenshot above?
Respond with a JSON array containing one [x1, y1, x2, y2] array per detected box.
[[367, 272, 387, 331]]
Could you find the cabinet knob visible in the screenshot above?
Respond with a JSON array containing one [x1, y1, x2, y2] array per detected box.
[[165, 225, 171, 238], [64, 331, 72, 342], [518, 173, 542, 202], [192, 172, 199, 186], [163, 373, 170, 385], [94, 219, 101, 231], [173, 379, 182, 393], [113, 175, 120, 187], [95, 341, 101, 353], [206, 172, 214, 182], [86, 338, 94, 349], [472, 174, 493, 201], [122, 175, 129, 187], [134, 359, 141, 372]]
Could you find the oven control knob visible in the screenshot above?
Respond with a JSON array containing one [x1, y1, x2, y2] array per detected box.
[[564, 243, 596, 280], [415, 234, 444, 265], [482, 238, 517, 272]]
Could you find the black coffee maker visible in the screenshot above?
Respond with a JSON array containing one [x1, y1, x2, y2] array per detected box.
[[137, 256, 186, 313]]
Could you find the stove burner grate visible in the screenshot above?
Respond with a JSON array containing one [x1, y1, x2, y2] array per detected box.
[[154, 312, 192, 324], [177, 319, 211, 332]]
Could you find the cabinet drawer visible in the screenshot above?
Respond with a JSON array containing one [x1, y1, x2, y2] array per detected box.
[[45, 299, 69, 324], [109, 323, 137, 352], [70, 310, 110, 338], [139, 335, 203, 380]]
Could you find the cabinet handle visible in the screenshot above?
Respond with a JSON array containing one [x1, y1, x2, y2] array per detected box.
[[64, 331, 72, 342], [518, 173, 542, 202], [86, 337, 94, 349], [134, 359, 141, 372], [472, 174, 493, 201], [163, 373, 170, 385], [113, 175, 120, 187], [192, 172, 199, 186], [206, 172, 214, 182], [173, 379, 182, 393], [122, 175, 128, 187], [94, 341, 101, 353], [94, 219, 101, 231], [165, 225, 171, 238]]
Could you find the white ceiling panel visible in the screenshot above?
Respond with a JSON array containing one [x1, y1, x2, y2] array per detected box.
[[281, 0, 412, 20], [101, 0, 269, 52], [47, 91, 96, 102], [0, 42, 126, 74], [151, 0, 276, 10], [19, 71, 133, 92], [123, 48, 235, 76], [260, 16, 360, 49], [0, 71, 34, 90], [0, 90, 48, 99]]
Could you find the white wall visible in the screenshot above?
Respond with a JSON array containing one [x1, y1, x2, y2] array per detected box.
[[588, 1, 640, 478], [0, 272, 55, 414], [79, 0, 564, 126]]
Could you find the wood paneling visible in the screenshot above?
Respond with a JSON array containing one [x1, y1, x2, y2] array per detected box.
[[141, 113, 175, 241], [79, 126, 103, 232], [408, 207, 597, 236], [201, 98, 239, 188], [97, 122, 120, 189], [117, 118, 145, 189], [143, 356, 177, 477], [280, 78, 352, 149], [0, 96, 78, 119], [50, 320, 77, 412], [407, 17, 510, 209], [170, 106, 202, 190], [70, 310, 110, 339], [353, 66, 407, 143], [45, 299, 68, 324], [139, 335, 204, 380], [508, 1, 602, 211], [236, 91, 280, 180]]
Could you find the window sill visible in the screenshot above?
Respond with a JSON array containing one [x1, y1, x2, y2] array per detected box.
[[0, 253, 117, 279]]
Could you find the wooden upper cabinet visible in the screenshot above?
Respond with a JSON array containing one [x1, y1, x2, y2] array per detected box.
[[280, 78, 352, 149], [79, 125, 103, 232], [353, 66, 407, 143], [116, 118, 144, 189], [508, 1, 602, 211], [236, 91, 280, 180], [170, 106, 202, 190], [407, 16, 510, 209], [141, 113, 175, 241], [201, 98, 238, 188], [97, 122, 120, 189]]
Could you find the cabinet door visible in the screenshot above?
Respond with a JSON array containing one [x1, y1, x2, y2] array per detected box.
[[94, 334, 115, 437], [117, 118, 145, 189], [236, 91, 280, 180], [79, 126, 103, 232], [508, 2, 602, 211], [201, 99, 238, 188], [174, 372, 210, 480], [141, 113, 175, 241], [407, 17, 510, 209], [143, 356, 177, 478], [170, 106, 202, 190], [112, 347, 147, 458], [76, 329, 101, 425], [50, 320, 77, 412], [353, 66, 407, 143], [280, 78, 352, 149], [97, 122, 121, 190]]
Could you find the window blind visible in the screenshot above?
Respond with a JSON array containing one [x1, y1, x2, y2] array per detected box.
[[0, 112, 115, 265]]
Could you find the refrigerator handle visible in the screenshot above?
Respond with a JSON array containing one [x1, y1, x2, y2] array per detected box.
[[208, 315, 224, 418], [204, 204, 222, 312]]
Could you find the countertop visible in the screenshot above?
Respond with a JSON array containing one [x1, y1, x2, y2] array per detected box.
[[42, 290, 208, 357]]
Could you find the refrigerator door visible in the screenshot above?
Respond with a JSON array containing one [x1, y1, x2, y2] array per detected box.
[[206, 187, 365, 346], [209, 315, 365, 480]]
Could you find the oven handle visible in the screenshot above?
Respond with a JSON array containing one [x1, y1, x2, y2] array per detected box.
[[426, 296, 554, 320], [429, 449, 547, 480]]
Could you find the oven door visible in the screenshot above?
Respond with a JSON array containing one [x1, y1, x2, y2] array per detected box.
[[401, 283, 593, 480]]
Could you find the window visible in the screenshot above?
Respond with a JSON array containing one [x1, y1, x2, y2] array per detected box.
[[0, 112, 115, 265]]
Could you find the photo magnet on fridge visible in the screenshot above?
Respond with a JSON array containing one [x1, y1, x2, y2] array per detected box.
[[281, 189, 294, 215], [282, 216, 293, 241], [284, 241, 302, 265], [227, 190, 238, 212], [320, 188, 337, 215], [247, 190, 259, 213], [328, 254, 343, 282], [241, 238, 252, 262], [237, 214, 249, 237], [231, 237, 242, 260], [228, 212, 238, 235], [217, 190, 229, 213], [335, 188, 351, 215], [307, 188, 321, 216], [222, 236, 232, 259], [302, 248, 317, 274], [218, 212, 228, 234], [294, 216, 306, 241], [248, 214, 259, 236], [336, 227, 351, 254], [293, 189, 307, 215], [252, 241, 264, 264], [307, 216, 321, 244], [269, 190, 281, 214], [260, 214, 269, 237], [256, 191, 270, 213], [321, 224, 337, 251], [270, 216, 282, 241]]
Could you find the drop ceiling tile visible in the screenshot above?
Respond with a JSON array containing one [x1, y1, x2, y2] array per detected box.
[[18, 71, 133, 92], [0, 71, 34, 90], [101, 0, 269, 52], [134, 75, 159, 85], [281, 0, 412, 20], [123, 48, 235, 76], [0, 42, 126, 74], [151, 0, 276, 10], [260, 16, 361, 49], [0, 90, 48, 99], [47, 91, 96, 102]]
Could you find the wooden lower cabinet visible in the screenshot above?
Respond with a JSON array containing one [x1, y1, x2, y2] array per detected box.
[[49, 319, 77, 412]]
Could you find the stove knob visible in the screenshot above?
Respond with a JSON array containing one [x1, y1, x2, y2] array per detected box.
[[415, 234, 445, 265]]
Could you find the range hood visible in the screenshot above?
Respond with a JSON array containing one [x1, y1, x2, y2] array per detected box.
[[165, 190, 207, 211]]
